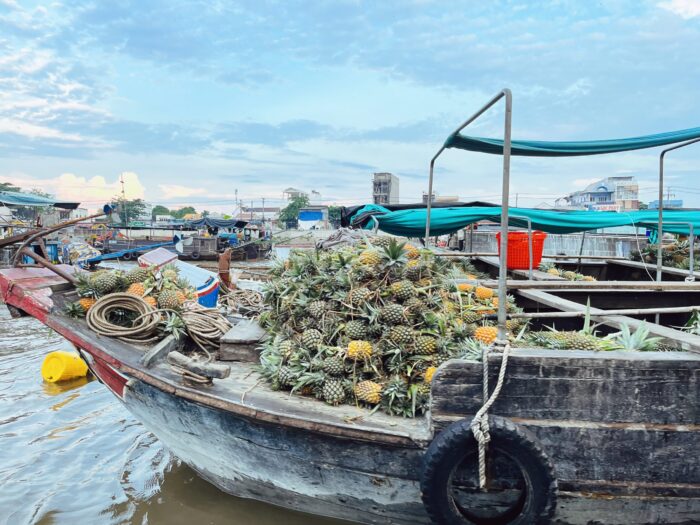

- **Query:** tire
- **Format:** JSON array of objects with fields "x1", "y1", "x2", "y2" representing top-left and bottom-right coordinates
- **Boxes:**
[
  {"x1": 122, "y1": 252, "x2": 133, "y2": 261},
  {"x1": 190, "y1": 251, "x2": 201, "y2": 260},
  {"x1": 421, "y1": 416, "x2": 557, "y2": 525}
]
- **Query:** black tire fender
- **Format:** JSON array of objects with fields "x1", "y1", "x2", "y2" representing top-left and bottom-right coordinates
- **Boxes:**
[
  {"x1": 122, "y1": 252, "x2": 133, "y2": 261},
  {"x1": 190, "y1": 251, "x2": 201, "y2": 260},
  {"x1": 421, "y1": 416, "x2": 557, "y2": 525}
]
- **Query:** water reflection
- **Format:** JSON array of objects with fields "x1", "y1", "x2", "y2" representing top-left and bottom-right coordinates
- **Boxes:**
[{"x1": 0, "y1": 308, "x2": 342, "y2": 525}]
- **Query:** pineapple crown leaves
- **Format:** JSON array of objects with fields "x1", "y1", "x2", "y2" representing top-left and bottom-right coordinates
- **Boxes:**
[
  {"x1": 380, "y1": 239, "x2": 408, "y2": 266},
  {"x1": 604, "y1": 322, "x2": 663, "y2": 351}
]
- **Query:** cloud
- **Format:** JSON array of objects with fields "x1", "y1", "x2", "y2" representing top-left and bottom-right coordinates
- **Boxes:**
[
  {"x1": 658, "y1": 0, "x2": 700, "y2": 19},
  {"x1": 158, "y1": 184, "x2": 207, "y2": 199}
]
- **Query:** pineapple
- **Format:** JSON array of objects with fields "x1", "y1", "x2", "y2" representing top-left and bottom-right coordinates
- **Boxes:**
[
  {"x1": 301, "y1": 329, "x2": 323, "y2": 350},
  {"x1": 404, "y1": 260, "x2": 423, "y2": 281},
  {"x1": 78, "y1": 297, "x2": 96, "y2": 312},
  {"x1": 345, "y1": 320, "x2": 368, "y2": 339},
  {"x1": 162, "y1": 267, "x2": 179, "y2": 281},
  {"x1": 143, "y1": 296, "x2": 157, "y2": 308},
  {"x1": 358, "y1": 249, "x2": 381, "y2": 266},
  {"x1": 125, "y1": 267, "x2": 150, "y2": 284},
  {"x1": 354, "y1": 380, "x2": 382, "y2": 404},
  {"x1": 91, "y1": 271, "x2": 120, "y2": 295},
  {"x1": 475, "y1": 286, "x2": 494, "y2": 300},
  {"x1": 390, "y1": 280, "x2": 416, "y2": 301},
  {"x1": 403, "y1": 244, "x2": 420, "y2": 259},
  {"x1": 379, "y1": 304, "x2": 405, "y2": 325},
  {"x1": 462, "y1": 310, "x2": 482, "y2": 324},
  {"x1": 322, "y1": 355, "x2": 345, "y2": 376},
  {"x1": 424, "y1": 366, "x2": 438, "y2": 383},
  {"x1": 547, "y1": 268, "x2": 561, "y2": 276},
  {"x1": 126, "y1": 282, "x2": 146, "y2": 297},
  {"x1": 278, "y1": 366, "x2": 297, "y2": 388},
  {"x1": 75, "y1": 272, "x2": 99, "y2": 299},
  {"x1": 562, "y1": 271, "x2": 578, "y2": 281},
  {"x1": 474, "y1": 326, "x2": 498, "y2": 345},
  {"x1": 347, "y1": 340, "x2": 373, "y2": 360},
  {"x1": 416, "y1": 336, "x2": 437, "y2": 354},
  {"x1": 416, "y1": 277, "x2": 432, "y2": 288},
  {"x1": 348, "y1": 287, "x2": 372, "y2": 306},
  {"x1": 582, "y1": 275, "x2": 597, "y2": 282},
  {"x1": 158, "y1": 289, "x2": 181, "y2": 309},
  {"x1": 457, "y1": 282, "x2": 474, "y2": 293},
  {"x1": 65, "y1": 301, "x2": 87, "y2": 318},
  {"x1": 308, "y1": 300, "x2": 327, "y2": 319},
  {"x1": 370, "y1": 236, "x2": 392, "y2": 248},
  {"x1": 322, "y1": 379, "x2": 346, "y2": 405},
  {"x1": 389, "y1": 325, "x2": 414, "y2": 345}
]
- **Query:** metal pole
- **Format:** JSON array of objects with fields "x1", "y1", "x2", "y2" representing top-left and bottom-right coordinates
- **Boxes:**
[
  {"x1": 656, "y1": 137, "x2": 700, "y2": 282},
  {"x1": 497, "y1": 89, "x2": 513, "y2": 342},
  {"x1": 425, "y1": 90, "x2": 509, "y2": 244},
  {"x1": 577, "y1": 231, "x2": 586, "y2": 272},
  {"x1": 19, "y1": 247, "x2": 78, "y2": 285},
  {"x1": 689, "y1": 224, "x2": 695, "y2": 281}
]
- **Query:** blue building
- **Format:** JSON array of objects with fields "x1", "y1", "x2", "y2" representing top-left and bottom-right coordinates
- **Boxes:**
[{"x1": 648, "y1": 199, "x2": 683, "y2": 209}]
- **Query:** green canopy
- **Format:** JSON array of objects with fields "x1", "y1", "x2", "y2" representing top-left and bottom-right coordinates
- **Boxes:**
[
  {"x1": 444, "y1": 127, "x2": 700, "y2": 157},
  {"x1": 351, "y1": 205, "x2": 700, "y2": 236}
]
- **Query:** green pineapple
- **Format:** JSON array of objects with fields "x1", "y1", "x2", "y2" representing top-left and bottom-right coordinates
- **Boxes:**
[
  {"x1": 278, "y1": 366, "x2": 297, "y2": 388},
  {"x1": 370, "y1": 236, "x2": 392, "y2": 248},
  {"x1": 308, "y1": 300, "x2": 327, "y2": 319},
  {"x1": 157, "y1": 289, "x2": 181, "y2": 309},
  {"x1": 348, "y1": 287, "x2": 372, "y2": 306},
  {"x1": 389, "y1": 325, "x2": 414, "y2": 345},
  {"x1": 91, "y1": 271, "x2": 120, "y2": 295},
  {"x1": 125, "y1": 267, "x2": 150, "y2": 285},
  {"x1": 64, "y1": 301, "x2": 87, "y2": 318},
  {"x1": 462, "y1": 310, "x2": 482, "y2": 324},
  {"x1": 322, "y1": 379, "x2": 346, "y2": 405},
  {"x1": 379, "y1": 304, "x2": 405, "y2": 325},
  {"x1": 301, "y1": 329, "x2": 323, "y2": 350},
  {"x1": 322, "y1": 355, "x2": 345, "y2": 376},
  {"x1": 75, "y1": 272, "x2": 99, "y2": 299},
  {"x1": 416, "y1": 335, "x2": 437, "y2": 354},
  {"x1": 345, "y1": 320, "x2": 368, "y2": 340},
  {"x1": 390, "y1": 280, "x2": 416, "y2": 301}
]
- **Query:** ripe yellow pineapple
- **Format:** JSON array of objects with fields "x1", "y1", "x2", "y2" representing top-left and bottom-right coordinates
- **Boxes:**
[
  {"x1": 491, "y1": 297, "x2": 499, "y2": 307},
  {"x1": 358, "y1": 249, "x2": 381, "y2": 266},
  {"x1": 347, "y1": 340, "x2": 373, "y2": 360},
  {"x1": 176, "y1": 291, "x2": 186, "y2": 305},
  {"x1": 126, "y1": 282, "x2": 146, "y2": 297},
  {"x1": 424, "y1": 366, "x2": 438, "y2": 383},
  {"x1": 78, "y1": 297, "x2": 96, "y2": 312},
  {"x1": 403, "y1": 244, "x2": 420, "y2": 259},
  {"x1": 547, "y1": 268, "x2": 561, "y2": 276},
  {"x1": 475, "y1": 286, "x2": 494, "y2": 300},
  {"x1": 354, "y1": 380, "x2": 382, "y2": 404},
  {"x1": 457, "y1": 282, "x2": 474, "y2": 292},
  {"x1": 474, "y1": 326, "x2": 498, "y2": 344},
  {"x1": 143, "y1": 296, "x2": 157, "y2": 308}
]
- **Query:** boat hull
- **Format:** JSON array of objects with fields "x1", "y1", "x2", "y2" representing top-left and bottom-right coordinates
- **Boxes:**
[{"x1": 122, "y1": 377, "x2": 428, "y2": 524}]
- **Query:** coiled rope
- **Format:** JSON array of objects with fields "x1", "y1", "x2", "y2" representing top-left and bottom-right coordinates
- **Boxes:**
[
  {"x1": 470, "y1": 339, "x2": 511, "y2": 490},
  {"x1": 180, "y1": 304, "x2": 232, "y2": 356},
  {"x1": 86, "y1": 293, "x2": 162, "y2": 344},
  {"x1": 220, "y1": 288, "x2": 264, "y2": 316}
]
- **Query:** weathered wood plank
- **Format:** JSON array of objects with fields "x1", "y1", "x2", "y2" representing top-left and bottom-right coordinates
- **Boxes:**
[
  {"x1": 167, "y1": 351, "x2": 231, "y2": 379},
  {"x1": 140, "y1": 334, "x2": 180, "y2": 367}
]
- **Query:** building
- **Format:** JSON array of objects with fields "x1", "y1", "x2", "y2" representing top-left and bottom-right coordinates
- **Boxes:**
[
  {"x1": 648, "y1": 199, "x2": 684, "y2": 209},
  {"x1": 298, "y1": 205, "x2": 329, "y2": 230},
  {"x1": 556, "y1": 176, "x2": 639, "y2": 211},
  {"x1": 422, "y1": 192, "x2": 459, "y2": 204},
  {"x1": 70, "y1": 208, "x2": 89, "y2": 220},
  {"x1": 372, "y1": 173, "x2": 400, "y2": 205},
  {"x1": 283, "y1": 187, "x2": 309, "y2": 201}
]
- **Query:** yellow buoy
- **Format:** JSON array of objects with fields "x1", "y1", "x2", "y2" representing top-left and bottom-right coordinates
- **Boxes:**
[{"x1": 41, "y1": 351, "x2": 88, "y2": 383}]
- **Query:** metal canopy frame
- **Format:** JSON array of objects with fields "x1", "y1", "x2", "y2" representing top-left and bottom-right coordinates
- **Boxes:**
[
  {"x1": 657, "y1": 137, "x2": 700, "y2": 282},
  {"x1": 426, "y1": 89, "x2": 512, "y2": 341}
]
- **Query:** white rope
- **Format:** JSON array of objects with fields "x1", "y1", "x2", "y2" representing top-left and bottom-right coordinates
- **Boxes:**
[{"x1": 470, "y1": 339, "x2": 511, "y2": 490}]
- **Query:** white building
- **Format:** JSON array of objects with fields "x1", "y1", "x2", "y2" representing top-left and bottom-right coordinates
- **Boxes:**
[
  {"x1": 373, "y1": 173, "x2": 400, "y2": 205},
  {"x1": 556, "y1": 176, "x2": 639, "y2": 211}
]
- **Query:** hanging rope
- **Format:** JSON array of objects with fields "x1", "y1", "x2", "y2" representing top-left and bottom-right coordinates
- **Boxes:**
[{"x1": 470, "y1": 339, "x2": 512, "y2": 490}]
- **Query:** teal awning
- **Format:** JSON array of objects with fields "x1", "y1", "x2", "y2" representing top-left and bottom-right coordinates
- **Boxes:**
[
  {"x1": 444, "y1": 127, "x2": 700, "y2": 157},
  {"x1": 351, "y1": 205, "x2": 700, "y2": 236},
  {"x1": 0, "y1": 191, "x2": 79, "y2": 209}
]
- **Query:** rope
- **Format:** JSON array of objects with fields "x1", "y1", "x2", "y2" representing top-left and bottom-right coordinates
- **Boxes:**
[
  {"x1": 220, "y1": 288, "x2": 264, "y2": 316},
  {"x1": 470, "y1": 339, "x2": 511, "y2": 490},
  {"x1": 86, "y1": 293, "x2": 161, "y2": 344},
  {"x1": 180, "y1": 304, "x2": 232, "y2": 358}
]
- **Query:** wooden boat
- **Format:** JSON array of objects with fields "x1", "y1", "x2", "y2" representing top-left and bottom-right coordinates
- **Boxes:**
[{"x1": 2, "y1": 264, "x2": 699, "y2": 525}]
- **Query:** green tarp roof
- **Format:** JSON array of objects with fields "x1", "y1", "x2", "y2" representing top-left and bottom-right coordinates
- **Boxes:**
[
  {"x1": 350, "y1": 205, "x2": 700, "y2": 236},
  {"x1": 0, "y1": 191, "x2": 79, "y2": 209},
  {"x1": 444, "y1": 127, "x2": 700, "y2": 157}
]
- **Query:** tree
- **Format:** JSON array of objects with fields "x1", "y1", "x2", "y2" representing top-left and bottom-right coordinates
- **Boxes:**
[
  {"x1": 113, "y1": 198, "x2": 148, "y2": 225},
  {"x1": 278, "y1": 195, "x2": 310, "y2": 226},
  {"x1": 29, "y1": 188, "x2": 53, "y2": 198},
  {"x1": 328, "y1": 205, "x2": 342, "y2": 227},
  {"x1": 201, "y1": 210, "x2": 210, "y2": 218},
  {"x1": 0, "y1": 182, "x2": 21, "y2": 193},
  {"x1": 151, "y1": 205, "x2": 171, "y2": 218},
  {"x1": 172, "y1": 206, "x2": 196, "y2": 219}
]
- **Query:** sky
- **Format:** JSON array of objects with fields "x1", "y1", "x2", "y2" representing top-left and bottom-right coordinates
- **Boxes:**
[{"x1": 1, "y1": 0, "x2": 700, "y2": 213}]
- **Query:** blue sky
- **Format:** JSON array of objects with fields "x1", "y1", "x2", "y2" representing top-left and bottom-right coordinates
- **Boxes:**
[{"x1": 2, "y1": 0, "x2": 700, "y2": 212}]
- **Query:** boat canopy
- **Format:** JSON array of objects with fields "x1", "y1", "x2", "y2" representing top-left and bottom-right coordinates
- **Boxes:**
[
  {"x1": 185, "y1": 217, "x2": 248, "y2": 229},
  {"x1": 0, "y1": 190, "x2": 80, "y2": 210},
  {"x1": 348, "y1": 205, "x2": 700, "y2": 236},
  {"x1": 444, "y1": 127, "x2": 700, "y2": 157}
]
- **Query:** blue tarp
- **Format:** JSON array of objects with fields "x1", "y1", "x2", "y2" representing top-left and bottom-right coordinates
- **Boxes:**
[
  {"x1": 0, "y1": 190, "x2": 79, "y2": 209},
  {"x1": 299, "y1": 210, "x2": 324, "y2": 221},
  {"x1": 444, "y1": 127, "x2": 700, "y2": 157},
  {"x1": 350, "y1": 205, "x2": 700, "y2": 236}
]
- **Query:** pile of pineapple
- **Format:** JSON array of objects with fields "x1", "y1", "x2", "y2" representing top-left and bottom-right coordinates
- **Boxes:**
[
  {"x1": 66, "y1": 264, "x2": 197, "y2": 318},
  {"x1": 538, "y1": 262, "x2": 597, "y2": 281},
  {"x1": 258, "y1": 238, "x2": 526, "y2": 417},
  {"x1": 630, "y1": 239, "x2": 697, "y2": 270}
]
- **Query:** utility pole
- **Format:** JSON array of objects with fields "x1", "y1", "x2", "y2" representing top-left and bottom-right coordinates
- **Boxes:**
[
  {"x1": 262, "y1": 197, "x2": 265, "y2": 224},
  {"x1": 515, "y1": 193, "x2": 519, "y2": 207},
  {"x1": 251, "y1": 200, "x2": 253, "y2": 221},
  {"x1": 120, "y1": 173, "x2": 129, "y2": 239}
]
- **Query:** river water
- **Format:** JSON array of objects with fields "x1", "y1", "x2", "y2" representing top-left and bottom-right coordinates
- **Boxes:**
[{"x1": 0, "y1": 306, "x2": 341, "y2": 525}]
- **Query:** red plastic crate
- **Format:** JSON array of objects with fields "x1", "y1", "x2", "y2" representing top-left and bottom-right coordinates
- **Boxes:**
[{"x1": 496, "y1": 231, "x2": 547, "y2": 270}]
